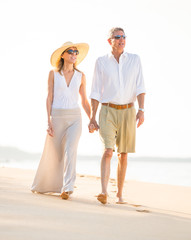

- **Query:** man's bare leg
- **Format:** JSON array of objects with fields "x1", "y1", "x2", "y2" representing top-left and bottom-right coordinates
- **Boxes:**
[
  {"x1": 97, "y1": 148, "x2": 113, "y2": 204},
  {"x1": 101, "y1": 148, "x2": 113, "y2": 193},
  {"x1": 116, "y1": 152, "x2": 127, "y2": 203}
]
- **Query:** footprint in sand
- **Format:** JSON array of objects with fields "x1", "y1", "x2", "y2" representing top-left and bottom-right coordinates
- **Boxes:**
[
  {"x1": 136, "y1": 209, "x2": 150, "y2": 213},
  {"x1": 130, "y1": 204, "x2": 142, "y2": 207}
]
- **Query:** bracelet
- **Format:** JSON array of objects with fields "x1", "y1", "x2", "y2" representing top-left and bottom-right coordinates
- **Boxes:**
[{"x1": 138, "y1": 108, "x2": 145, "y2": 112}]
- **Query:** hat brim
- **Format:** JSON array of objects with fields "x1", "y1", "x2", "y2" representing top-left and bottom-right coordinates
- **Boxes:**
[{"x1": 50, "y1": 43, "x2": 89, "y2": 67}]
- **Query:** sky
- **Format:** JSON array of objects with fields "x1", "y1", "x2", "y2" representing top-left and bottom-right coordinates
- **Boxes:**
[{"x1": 0, "y1": 0, "x2": 191, "y2": 158}]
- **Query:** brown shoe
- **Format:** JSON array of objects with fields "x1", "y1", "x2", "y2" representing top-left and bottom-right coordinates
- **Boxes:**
[
  {"x1": 97, "y1": 193, "x2": 107, "y2": 204},
  {"x1": 61, "y1": 192, "x2": 69, "y2": 200}
]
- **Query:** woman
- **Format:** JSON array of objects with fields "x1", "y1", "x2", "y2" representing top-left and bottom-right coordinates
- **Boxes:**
[{"x1": 31, "y1": 42, "x2": 91, "y2": 200}]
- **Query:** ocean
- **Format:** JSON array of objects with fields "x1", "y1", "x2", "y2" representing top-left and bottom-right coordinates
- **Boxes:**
[{"x1": 0, "y1": 146, "x2": 191, "y2": 187}]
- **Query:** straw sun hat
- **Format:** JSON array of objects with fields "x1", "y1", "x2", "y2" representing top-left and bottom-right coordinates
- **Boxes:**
[{"x1": 50, "y1": 41, "x2": 89, "y2": 67}]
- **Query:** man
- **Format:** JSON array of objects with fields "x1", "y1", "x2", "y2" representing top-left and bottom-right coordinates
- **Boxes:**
[{"x1": 89, "y1": 27, "x2": 146, "y2": 204}]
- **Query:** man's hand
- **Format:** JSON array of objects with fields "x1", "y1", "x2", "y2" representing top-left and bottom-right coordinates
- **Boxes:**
[
  {"x1": 136, "y1": 110, "x2": 144, "y2": 128},
  {"x1": 88, "y1": 118, "x2": 99, "y2": 133}
]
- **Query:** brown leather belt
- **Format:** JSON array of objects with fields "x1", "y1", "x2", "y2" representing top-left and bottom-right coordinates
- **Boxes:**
[{"x1": 102, "y1": 102, "x2": 134, "y2": 110}]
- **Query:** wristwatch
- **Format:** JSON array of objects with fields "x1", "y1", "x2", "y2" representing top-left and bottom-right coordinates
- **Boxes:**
[{"x1": 138, "y1": 108, "x2": 145, "y2": 112}]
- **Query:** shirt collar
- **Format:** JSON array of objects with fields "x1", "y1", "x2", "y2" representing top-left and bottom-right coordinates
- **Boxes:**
[{"x1": 108, "y1": 51, "x2": 128, "y2": 60}]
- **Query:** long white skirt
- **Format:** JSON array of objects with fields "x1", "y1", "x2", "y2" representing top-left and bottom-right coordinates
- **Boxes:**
[{"x1": 31, "y1": 108, "x2": 82, "y2": 194}]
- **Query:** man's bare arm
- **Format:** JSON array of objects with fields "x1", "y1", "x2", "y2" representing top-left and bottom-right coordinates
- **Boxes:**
[{"x1": 88, "y1": 99, "x2": 100, "y2": 132}]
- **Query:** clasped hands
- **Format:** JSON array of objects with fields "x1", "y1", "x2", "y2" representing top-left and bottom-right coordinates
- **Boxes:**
[{"x1": 88, "y1": 119, "x2": 99, "y2": 133}]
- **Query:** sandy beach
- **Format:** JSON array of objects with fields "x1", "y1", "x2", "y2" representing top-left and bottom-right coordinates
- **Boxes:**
[{"x1": 0, "y1": 167, "x2": 191, "y2": 240}]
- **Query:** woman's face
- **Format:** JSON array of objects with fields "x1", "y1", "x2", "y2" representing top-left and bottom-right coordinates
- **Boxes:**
[{"x1": 61, "y1": 47, "x2": 79, "y2": 65}]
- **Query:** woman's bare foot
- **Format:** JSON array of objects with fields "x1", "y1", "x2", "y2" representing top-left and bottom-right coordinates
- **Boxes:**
[
  {"x1": 61, "y1": 192, "x2": 69, "y2": 200},
  {"x1": 61, "y1": 191, "x2": 73, "y2": 200}
]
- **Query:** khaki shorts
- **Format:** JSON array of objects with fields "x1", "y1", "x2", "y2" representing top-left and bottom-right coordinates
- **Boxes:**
[{"x1": 99, "y1": 105, "x2": 136, "y2": 153}]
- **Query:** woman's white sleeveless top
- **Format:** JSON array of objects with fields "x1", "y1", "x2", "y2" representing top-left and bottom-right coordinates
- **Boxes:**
[{"x1": 52, "y1": 70, "x2": 82, "y2": 109}]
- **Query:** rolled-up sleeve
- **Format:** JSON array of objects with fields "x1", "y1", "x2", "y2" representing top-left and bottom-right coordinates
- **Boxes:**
[
  {"x1": 89, "y1": 58, "x2": 102, "y2": 101},
  {"x1": 136, "y1": 55, "x2": 146, "y2": 96}
]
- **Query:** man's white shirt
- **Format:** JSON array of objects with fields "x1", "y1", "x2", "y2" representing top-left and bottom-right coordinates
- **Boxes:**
[{"x1": 90, "y1": 52, "x2": 146, "y2": 104}]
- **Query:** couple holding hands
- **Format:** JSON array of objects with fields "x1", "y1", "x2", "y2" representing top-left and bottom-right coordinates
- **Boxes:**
[{"x1": 31, "y1": 27, "x2": 146, "y2": 204}]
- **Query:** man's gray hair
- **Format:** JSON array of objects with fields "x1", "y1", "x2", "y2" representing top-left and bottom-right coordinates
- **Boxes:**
[{"x1": 108, "y1": 27, "x2": 125, "y2": 39}]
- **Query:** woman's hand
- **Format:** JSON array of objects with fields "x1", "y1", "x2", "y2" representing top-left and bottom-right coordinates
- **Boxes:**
[
  {"x1": 88, "y1": 119, "x2": 99, "y2": 133},
  {"x1": 88, "y1": 123, "x2": 95, "y2": 133},
  {"x1": 47, "y1": 121, "x2": 54, "y2": 137}
]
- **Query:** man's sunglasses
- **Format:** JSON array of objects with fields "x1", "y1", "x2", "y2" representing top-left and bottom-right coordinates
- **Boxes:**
[
  {"x1": 113, "y1": 35, "x2": 126, "y2": 40},
  {"x1": 66, "y1": 49, "x2": 79, "y2": 55}
]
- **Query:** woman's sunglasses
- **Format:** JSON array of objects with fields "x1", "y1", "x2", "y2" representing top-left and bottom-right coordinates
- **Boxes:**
[
  {"x1": 66, "y1": 49, "x2": 79, "y2": 55},
  {"x1": 113, "y1": 35, "x2": 126, "y2": 40}
]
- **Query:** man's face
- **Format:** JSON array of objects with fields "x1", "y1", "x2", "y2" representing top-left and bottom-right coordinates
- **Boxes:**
[{"x1": 108, "y1": 30, "x2": 126, "y2": 52}]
